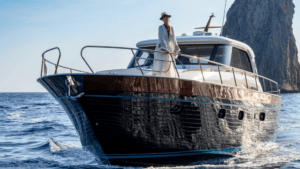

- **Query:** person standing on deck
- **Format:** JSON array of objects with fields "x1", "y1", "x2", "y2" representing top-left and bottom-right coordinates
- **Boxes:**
[{"x1": 153, "y1": 12, "x2": 182, "y2": 77}]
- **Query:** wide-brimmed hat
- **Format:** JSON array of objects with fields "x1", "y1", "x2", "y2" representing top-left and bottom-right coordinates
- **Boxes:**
[{"x1": 160, "y1": 12, "x2": 171, "y2": 20}]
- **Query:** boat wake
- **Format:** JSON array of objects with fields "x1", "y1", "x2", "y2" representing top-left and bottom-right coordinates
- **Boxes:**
[
  {"x1": 145, "y1": 142, "x2": 300, "y2": 168},
  {"x1": 0, "y1": 138, "x2": 116, "y2": 169}
]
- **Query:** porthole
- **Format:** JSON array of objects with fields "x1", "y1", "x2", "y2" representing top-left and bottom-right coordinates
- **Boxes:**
[
  {"x1": 259, "y1": 113, "x2": 265, "y2": 121},
  {"x1": 218, "y1": 109, "x2": 226, "y2": 118},
  {"x1": 170, "y1": 105, "x2": 183, "y2": 114},
  {"x1": 238, "y1": 111, "x2": 244, "y2": 120}
]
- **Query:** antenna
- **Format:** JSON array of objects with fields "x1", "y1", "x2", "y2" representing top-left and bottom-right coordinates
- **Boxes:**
[
  {"x1": 220, "y1": 0, "x2": 228, "y2": 36},
  {"x1": 195, "y1": 13, "x2": 224, "y2": 32}
]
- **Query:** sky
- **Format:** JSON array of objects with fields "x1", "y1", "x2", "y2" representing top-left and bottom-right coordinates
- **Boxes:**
[{"x1": 1, "y1": 0, "x2": 300, "y2": 92}]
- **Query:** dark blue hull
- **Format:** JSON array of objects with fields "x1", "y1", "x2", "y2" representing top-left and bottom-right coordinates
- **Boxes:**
[{"x1": 37, "y1": 74, "x2": 281, "y2": 167}]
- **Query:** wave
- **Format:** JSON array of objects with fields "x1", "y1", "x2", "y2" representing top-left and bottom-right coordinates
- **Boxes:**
[
  {"x1": 47, "y1": 105, "x2": 62, "y2": 108},
  {"x1": 27, "y1": 141, "x2": 50, "y2": 152},
  {"x1": 49, "y1": 137, "x2": 78, "y2": 153},
  {"x1": 0, "y1": 138, "x2": 106, "y2": 168},
  {"x1": 0, "y1": 105, "x2": 10, "y2": 109},
  {"x1": 6, "y1": 112, "x2": 24, "y2": 120},
  {"x1": 47, "y1": 138, "x2": 108, "y2": 167},
  {"x1": 19, "y1": 106, "x2": 30, "y2": 109},
  {"x1": 30, "y1": 117, "x2": 52, "y2": 123},
  {"x1": 147, "y1": 142, "x2": 300, "y2": 169},
  {"x1": 21, "y1": 119, "x2": 53, "y2": 126},
  {"x1": 0, "y1": 158, "x2": 62, "y2": 168},
  {"x1": 0, "y1": 158, "x2": 116, "y2": 169},
  {"x1": 31, "y1": 103, "x2": 51, "y2": 106},
  {"x1": 7, "y1": 121, "x2": 67, "y2": 137},
  {"x1": 16, "y1": 104, "x2": 61, "y2": 110}
]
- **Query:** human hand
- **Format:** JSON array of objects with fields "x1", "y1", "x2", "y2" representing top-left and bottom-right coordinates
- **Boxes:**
[
  {"x1": 164, "y1": 50, "x2": 170, "y2": 54},
  {"x1": 178, "y1": 51, "x2": 182, "y2": 55}
]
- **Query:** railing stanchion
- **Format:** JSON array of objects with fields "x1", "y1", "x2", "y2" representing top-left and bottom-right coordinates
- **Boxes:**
[
  {"x1": 41, "y1": 59, "x2": 44, "y2": 77},
  {"x1": 218, "y1": 65, "x2": 223, "y2": 84},
  {"x1": 232, "y1": 68, "x2": 237, "y2": 86},
  {"x1": 199, "y1": 59, "x2": 205, "y2": 81},
  {"x1": 54, "y1": 50, "x2": 61, "y2": 74},
  {"x1": 270, "y1": 81, "x2": 273, "y2": 94},
  {"x1": 131, "y1": 49, "x2": 144, "y2": 75},
  {"x1": 41, "y1": 47, "x2": 61, "y2": 75},
  {"x1": 244, "y1": 71, "x2": 248, "y2": 89},
  {"x1": 70, "y1": 69, "x2": 72, "y2": 73},
  {"x1": 255, "y1": 75, "x2": 258, "y2": 91},
  {"x1": 170, "y1": 53, "x2": 180, "y2": 78},
  {"x1": 277, "y1": 84, "x2": 279, "y2": 95},
  {"x1": 80, "y1": 46, "x2": 95, "y2": 73}
]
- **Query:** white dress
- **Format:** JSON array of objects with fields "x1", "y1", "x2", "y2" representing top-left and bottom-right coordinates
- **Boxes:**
[{"x1": 152, "y1": 24, "x2": 181, "y2": 77}]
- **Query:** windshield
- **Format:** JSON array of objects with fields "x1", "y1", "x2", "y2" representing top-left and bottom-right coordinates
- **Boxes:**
[{"x1": 127, "y1": 44, "x2": 231, "y2": 68}]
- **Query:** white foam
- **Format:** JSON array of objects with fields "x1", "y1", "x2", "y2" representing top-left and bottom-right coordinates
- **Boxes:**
[
  {"x1": 146, "y1": 142, "x2": 300, "y2": 169},
  {"x1": 47, "y1": 138, "x2": 103, "y2": 166},
  {"x1": 7, "y1": 113, "x2": 24, "y2": 119},
  {"x1": 49, "y1": 138, "x2": 77, "y2": 153},
  {"x1": 30, "y1": 117, "x2": 51, "y2": 122}
]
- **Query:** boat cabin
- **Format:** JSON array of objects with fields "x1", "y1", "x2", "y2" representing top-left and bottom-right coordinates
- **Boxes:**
[{"x1": 128, "y1": 35, "x2": 257, "y2": 74}]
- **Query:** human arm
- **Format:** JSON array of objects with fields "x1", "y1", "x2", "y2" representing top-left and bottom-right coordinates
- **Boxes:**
[
  {"x1": 157, "y1": 26, "x2": 169, "y2": 54},
  {"x1": 171, "y1": 27, "x2": 181, "y2": 54}
]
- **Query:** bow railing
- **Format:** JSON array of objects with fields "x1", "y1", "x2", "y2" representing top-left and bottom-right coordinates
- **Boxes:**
[
  {"x1": 41, "y1": 47, "x2": 88, "y2": 77},
  {"x1": 40, "y1": 46, "x2": 280, "y2": 95}
]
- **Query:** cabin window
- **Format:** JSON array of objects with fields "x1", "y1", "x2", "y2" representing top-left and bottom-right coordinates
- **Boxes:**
[
  {"x1": 127, "y1": 47, "x2": 155, "y2": 68},
  {"x1": 231, "y1": 48, "x2": 241, "y2": 68},
  {"x1": 177, "y1": 45, "x2": 214, "y2": 64},
  {"x1": 127, "y1": 44, "x2": 232, "y2": 68},
  {"x1": 239, "y1": 50, "x2": 252, "y2": 72},
  {"x1": 230, "y1": 47, "x2": 252, "y2": 72},
  {"x1": 177, "y1": 44, "x2": 231, "y2": 65}
]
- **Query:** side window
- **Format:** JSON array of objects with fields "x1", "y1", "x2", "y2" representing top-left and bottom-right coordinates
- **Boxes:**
[
  {"x1": 230, "y1": 47, "x2": 253, "y2": 72},
  {"x1": 230, "y1": 48, "x2": 241, "y2": 68},
  {"x1": 239, "y1": 50, "x2": 252, "y2": 72}
]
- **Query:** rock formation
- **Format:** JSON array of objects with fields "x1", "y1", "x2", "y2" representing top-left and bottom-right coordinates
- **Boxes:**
[{"x1": 223, "y1": 0, "x2": 299, "y2": 92}]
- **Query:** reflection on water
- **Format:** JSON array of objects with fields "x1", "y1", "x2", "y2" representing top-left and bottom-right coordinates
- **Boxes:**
[{"x1": 0, "y1": 93, "x2": 299, "y2": 168}]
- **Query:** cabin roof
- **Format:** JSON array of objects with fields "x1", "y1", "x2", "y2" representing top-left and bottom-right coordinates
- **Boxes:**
[{"x1": 137, "y1": 36, "x2": 251, "y2": 54}]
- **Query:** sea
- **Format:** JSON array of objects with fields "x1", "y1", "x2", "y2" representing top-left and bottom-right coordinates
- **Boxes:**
[{"x1": 0, "y1": 92, "x2": 299, "y2": 169}]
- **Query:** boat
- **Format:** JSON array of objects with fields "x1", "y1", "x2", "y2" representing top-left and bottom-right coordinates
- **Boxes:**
[{"x1": 37, "y1": 16, "x2": 281, "y2": 167}]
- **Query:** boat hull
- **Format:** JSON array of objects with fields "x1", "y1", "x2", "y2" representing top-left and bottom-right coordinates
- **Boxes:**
[{"x1": 37, "y1": 74, "x2": 281, "y2": 167}]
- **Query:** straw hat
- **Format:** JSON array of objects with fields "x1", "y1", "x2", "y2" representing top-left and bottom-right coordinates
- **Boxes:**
[{"x1": 160, "y1": 12, "x2": 171, "y2": 20}]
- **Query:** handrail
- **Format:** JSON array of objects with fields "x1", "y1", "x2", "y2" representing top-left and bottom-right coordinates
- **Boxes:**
[
  {"x1": 179, "y1": 53, "x2": 278, "y2": 85},
  {"x1": 41, "y1": 45, "x2": 280, "y2": 95},
  {"x1": 80, "y1": 45, "x2": 180, "y2": 77},
  {"x1": 80, "y1": 45, "x2": 278, "y2": 85},
  {"x1": 44, "y1": 58, "x2": 88, "y2": 73},
  {"x1": 134, "y1": 57, "x2": 173, "y2": 73},
  {"x1": 41, "y1": 47, "x2": 61, "y2": 77},
  {"x1": 41, "y1": 47, "x2": 88, "y2": 77}
]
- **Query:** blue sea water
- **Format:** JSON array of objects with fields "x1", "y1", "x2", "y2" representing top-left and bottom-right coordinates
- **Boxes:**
[{"x1": 0, "y1": 92, "x2": 300, "y2": 169}]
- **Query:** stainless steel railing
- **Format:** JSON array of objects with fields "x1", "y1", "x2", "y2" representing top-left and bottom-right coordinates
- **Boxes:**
[
  {"x1": 40, "y1": 46, "x2": 280, "y2": 95},
  {"x1": 41, "y1": 47, "x2": 88, "y2": 77},
  {"x1": 80, "y1": 46, "x2": 179, "y2": 77}
]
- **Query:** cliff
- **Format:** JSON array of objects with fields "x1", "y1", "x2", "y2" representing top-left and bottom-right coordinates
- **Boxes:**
[{"x1": 223, "y1": 0, "x2": 300, "y2": 92}]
